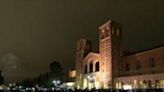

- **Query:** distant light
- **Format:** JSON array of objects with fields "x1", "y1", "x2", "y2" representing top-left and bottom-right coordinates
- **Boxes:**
[
  {"x1": 66, "y1": 82, "x2": 74, "y2": 86},
  {"x1": 35, "y1": 85, "x2": 39, "y2": 88},
  {"x1": 53, "y1": 80, "x2": 57, "y2": 84},
  {"x1": 123, "y1": 84, "x2": 132, "y2": 90},
  {"x1": 7, "y1": 87, "x2": 10, "y2": 90},
  {"x1": 0, "y1": 86, "x2": 3, "y2": 90},
  {"x1": 43, "y1": 88, "x2": 48, "y2": 91},
  {"x1": 87, "y1": 76, "x2": 91, "y2": 79},
  {"x1": 19, "y1": 86, "x2": 22, "y2": 89},
  {"x1": 9, "y1": 83, "x2": 12, "y2": 87},
  {"x1": 53, "y1": 80, "x2": 61, "y2": 85},
  {"x1": 26, "y1": 88, "x2": 30, "y2": 91},
  {"x1": 52, "y1": 87, "x2": 55, "y2": 91},
  {"x1": 13, "y1": 83, "x2": 16, "y2": 86},
  {"x1": 57, "y1": 80, "x2": 60, "y2": 84},
  {"x1": 32, "y1": 87, "x2": 35, "y2": 91},
  {"x1": 13, "y1": 88, "x2": 16, "y2": 90}
]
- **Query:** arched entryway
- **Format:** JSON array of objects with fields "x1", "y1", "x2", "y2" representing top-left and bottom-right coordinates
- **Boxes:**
[{"x1": 83, "y1": 78, "x2": 88, "y2": 89}]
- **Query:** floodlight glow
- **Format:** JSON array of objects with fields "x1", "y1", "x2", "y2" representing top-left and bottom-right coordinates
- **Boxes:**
[
  {"x1": 66, "y1": 82, "x2": 74, "y2": 86},
  {"x1": 123, "y1": 84, "x2": 132, "y2": 90},
  {"x1": 87, "y1": 76, "x2": 91, "y2": 80}
]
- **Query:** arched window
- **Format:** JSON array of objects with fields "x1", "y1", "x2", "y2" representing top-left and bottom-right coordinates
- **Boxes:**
[
  {"x1": 89, "y1": 63, "x2": 93, "y2": 73},
  {"x1": 84, "y1": 64, "x2": 88, "y2": 74},
  {"x1": 100, "y1": 28, "x2": 109, "y2": 39},
  {"x1": 95, "y1": 62, "x2": 100, "y2": 72}
]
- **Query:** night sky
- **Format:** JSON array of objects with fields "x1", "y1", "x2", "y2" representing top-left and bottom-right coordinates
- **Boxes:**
[{"x1": 0, "y1": 0, "x2": 164, "y2": 82}]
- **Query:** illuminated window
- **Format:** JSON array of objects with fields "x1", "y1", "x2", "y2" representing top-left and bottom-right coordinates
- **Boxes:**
[
  {"x1": 100, "y1": 29, "x2": 109, "y2": 39},
  {"x1": 84, "y1": 64, "x2": 88, "y2": 74},
  {"x1": 149, "y1": 57, "x2": 155, "y2": 68},
  {"x1": 89, "y1": 63, "x2": 93, "y2": 73},
  {"x1": 69, "y1": 70, "x2": 76, "y2": 78},
  {"x1": 95, "y1": 62, "x2": 100, "y2": 72}
]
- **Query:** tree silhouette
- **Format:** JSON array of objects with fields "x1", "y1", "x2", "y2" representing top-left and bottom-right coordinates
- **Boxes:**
[
  {"x1": 0, "y1": 70, "x2": 4, "y2": 85},
  {"x1": 49, "y1": 61, "x2": 63, "y2": 80}
]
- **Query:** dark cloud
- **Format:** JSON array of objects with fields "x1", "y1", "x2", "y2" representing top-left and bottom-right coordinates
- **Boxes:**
[{"x1": 0, "y1": 0, "x2": 163, "y2": 82}]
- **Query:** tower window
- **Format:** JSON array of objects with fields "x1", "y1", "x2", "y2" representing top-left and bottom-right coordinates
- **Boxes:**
[
  {"x1": 89, "y1": 63, "x2": 93, "y2": 73},
  {"x1": 95, "y1": 62, "x2": 100, "y2": 72},
  {"x1": 100, "y1": 29, "x2": 109, "y2": 39}
]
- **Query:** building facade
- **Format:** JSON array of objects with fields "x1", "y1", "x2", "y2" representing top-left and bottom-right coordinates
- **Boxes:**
[{"x1": 75, "y1": 20, "x2": 164, "y2": 89}]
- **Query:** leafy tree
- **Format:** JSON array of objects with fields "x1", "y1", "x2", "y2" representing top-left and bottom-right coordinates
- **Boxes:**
[
  {"x1": 49, "y1": 61, "x2": 63, "y2": 80},
  {"x1": 22, "y1": 79, "x2": 32, "y2": 87},
  {"x1": 37, "y1": 73, "x2": 51, "y2": 87}
]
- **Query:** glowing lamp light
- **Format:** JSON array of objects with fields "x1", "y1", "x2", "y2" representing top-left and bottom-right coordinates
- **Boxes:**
[
  {"x1": 53, "y1": 80, "x2": 57, "y2": 84},
  {"x1": 19, "y1": 86, "x2": 22, "y2": 89},
  {"x1": 32, "y1": 87, "x2": 35, "y2": 91},
  {"x1": 26, "y1": 88, "x2": 29, "y2": 91},
  {"x1": 53, "y1": 80, "x2": 61, "y2": 86},
  {"x1": 57, "y1": 80, "x2": 60, "y2": 84},
  {"x1": 51, "y1": 87, "x2": 55, "y2": 91}
]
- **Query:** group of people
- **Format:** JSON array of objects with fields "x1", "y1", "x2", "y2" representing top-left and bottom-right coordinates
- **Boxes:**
[
  {"x1": 1, "y1": 88, "x2": 164, "y2": 92},
  {"x1": 51, "y1": 88, "x2": 163, "y2": 92}
]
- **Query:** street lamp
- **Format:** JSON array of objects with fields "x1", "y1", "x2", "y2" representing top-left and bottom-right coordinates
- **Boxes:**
[
  {"x1": 53, "y1": 80, "x2": 57, "y2": 84},
  {"x1": 52, "y1": 80, "x2": 61, "y2": 87}
]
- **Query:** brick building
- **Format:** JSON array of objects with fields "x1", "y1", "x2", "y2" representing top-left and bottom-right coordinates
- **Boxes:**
[{"x1": 75, "y1": 20, "x2": 164, "y2": 89}]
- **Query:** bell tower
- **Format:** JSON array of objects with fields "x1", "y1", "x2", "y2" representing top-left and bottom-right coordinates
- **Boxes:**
[
  {"x1": 99, "y1": 20, "x2": 122, "y2": 88},
  {"x1": 75, "y1": 38, "x2": 92, "y2": 88}
]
